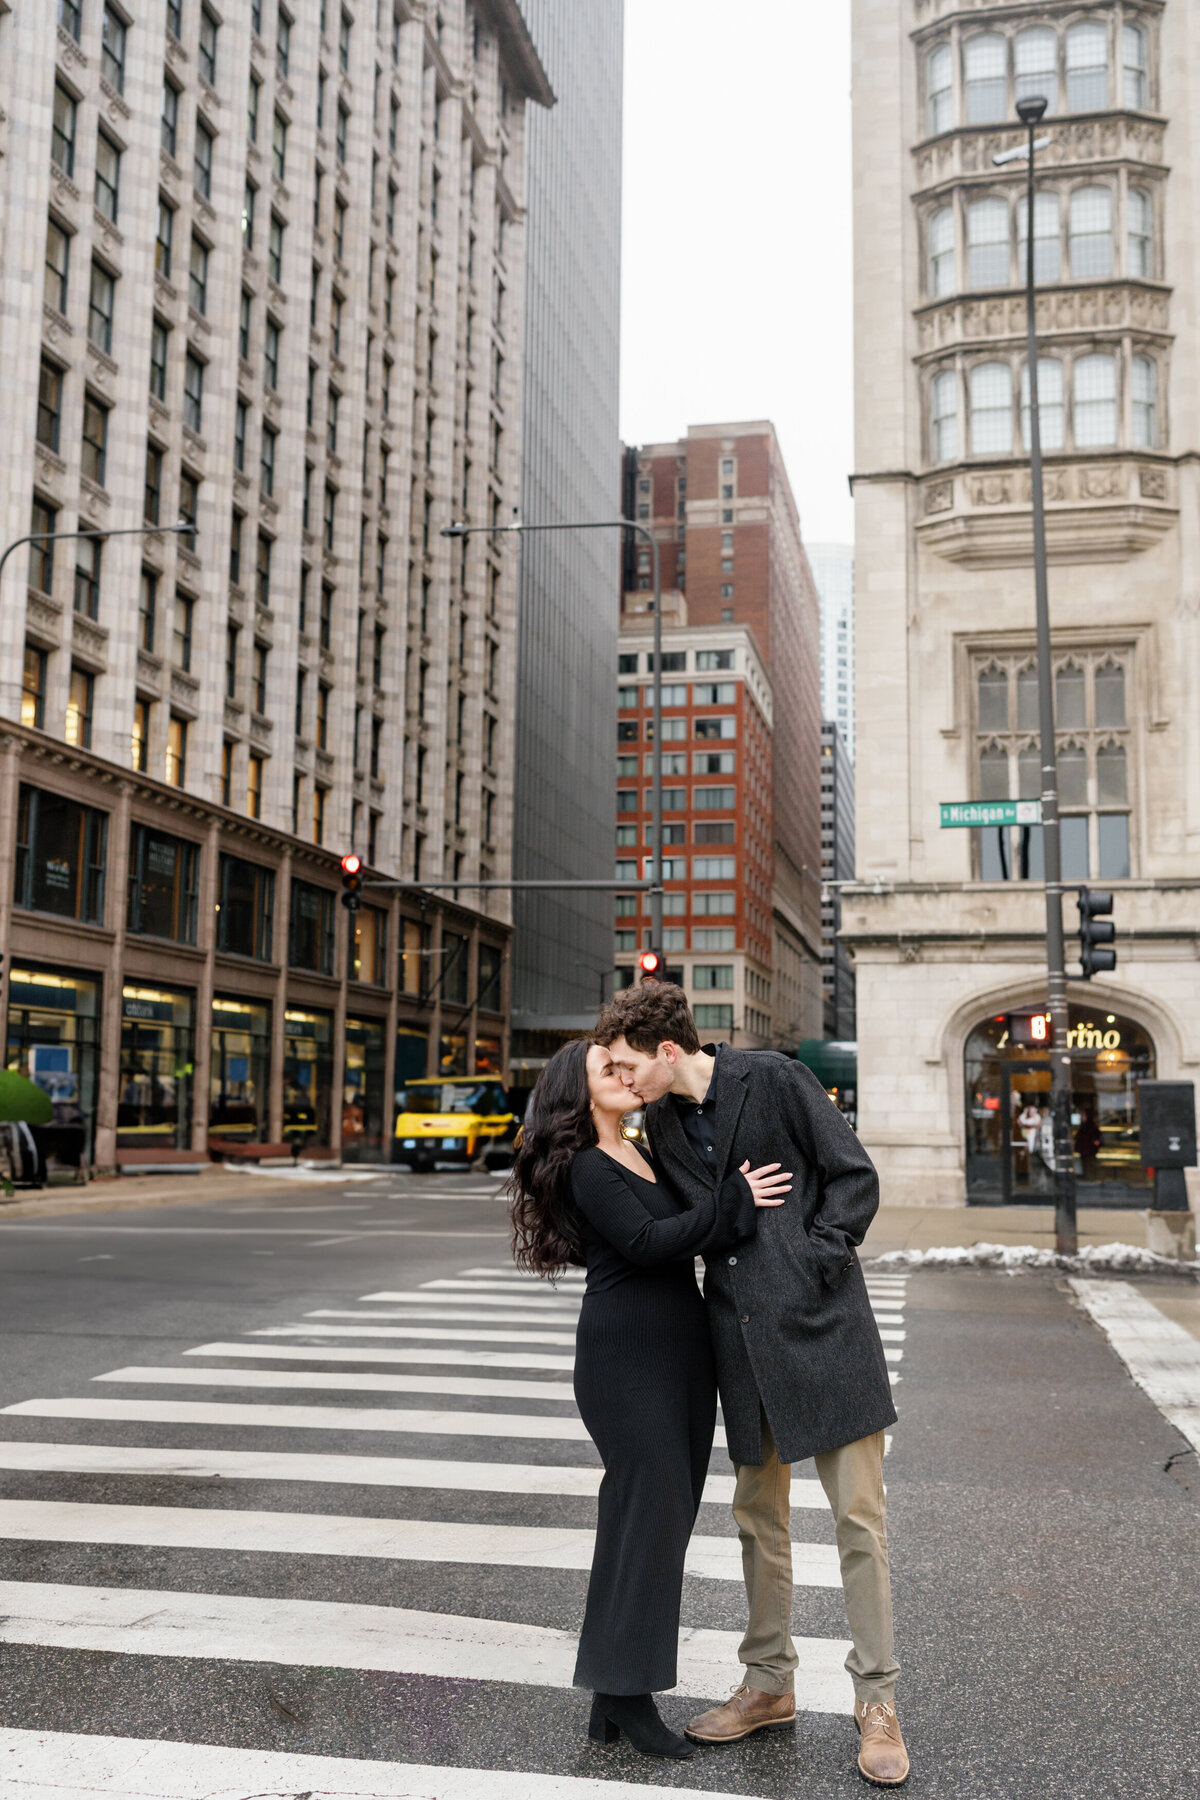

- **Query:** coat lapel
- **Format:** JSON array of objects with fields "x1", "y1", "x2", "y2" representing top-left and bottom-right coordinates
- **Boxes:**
[
  {"x1": 710, "y1": 1050, "x2": 749, "y2": 1180},
  {"x1": 645, "y1": 1093, "x2": 711, "y2": 1189}
]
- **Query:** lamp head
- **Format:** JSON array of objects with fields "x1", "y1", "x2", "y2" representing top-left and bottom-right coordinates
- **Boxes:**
[
  {"x1": 441, "y1": 522, "x2": 467, "y2": 539},
  {"x1": 1016, "y1": 95, "x2": 1049, "y2": 125}
]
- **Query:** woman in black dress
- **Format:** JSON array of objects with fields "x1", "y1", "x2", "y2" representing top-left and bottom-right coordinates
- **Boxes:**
[{"x1": 509, "y1": 1038, "x2": 790, "y2": 1760}]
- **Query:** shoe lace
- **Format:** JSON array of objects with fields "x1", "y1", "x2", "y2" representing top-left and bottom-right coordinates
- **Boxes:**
[{"x1": 860, "y1": 1701, "x2": 897, "y2": 1734}]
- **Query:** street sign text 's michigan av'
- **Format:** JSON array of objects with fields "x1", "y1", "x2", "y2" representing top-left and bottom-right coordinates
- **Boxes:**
[{"x1": 939, "y1": 800, "x2": 1043, "y2": 829}]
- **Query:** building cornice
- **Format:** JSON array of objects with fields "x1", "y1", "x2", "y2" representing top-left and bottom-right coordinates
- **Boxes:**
[{"x1": 478, "y1": 0, "x2": 555, "y2": 109}]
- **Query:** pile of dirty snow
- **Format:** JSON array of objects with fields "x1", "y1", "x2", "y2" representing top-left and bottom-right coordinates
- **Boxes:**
[{"x1": 864, "y1": 1241, "x2": 1200, "y2": 1277}]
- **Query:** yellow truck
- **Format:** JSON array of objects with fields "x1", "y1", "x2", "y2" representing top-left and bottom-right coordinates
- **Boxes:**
[{"x1": 393, "y1": 1078, "x2": 516, "y2": 1172}]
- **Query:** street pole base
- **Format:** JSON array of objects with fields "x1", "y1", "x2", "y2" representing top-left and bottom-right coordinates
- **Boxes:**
[{"x1": 1146, "y1": 1210, "x2": 1197, "y2": 1263}]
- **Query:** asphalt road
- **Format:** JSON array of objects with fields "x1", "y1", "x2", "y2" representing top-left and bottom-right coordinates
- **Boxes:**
[{"x1": 0, "y1": 1173, "x2": 1196, "y2": 1799}]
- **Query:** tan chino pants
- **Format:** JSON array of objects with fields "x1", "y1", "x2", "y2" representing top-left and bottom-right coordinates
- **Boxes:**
[{"x1": 732, "y1": 1410, "x2": 900, "y2": 1705}]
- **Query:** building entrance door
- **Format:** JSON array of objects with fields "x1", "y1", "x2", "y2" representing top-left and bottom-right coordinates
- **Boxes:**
[{"x1": 965, "y1": 1006, "x2": 1155, "y2": 1206}]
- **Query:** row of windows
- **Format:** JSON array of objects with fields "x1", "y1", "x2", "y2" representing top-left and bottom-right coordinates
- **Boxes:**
[
  {"x1": 615, "y1": 712, "x2": 737, "y2": 742},
  {"x1": 616, "y1": 649, "x2": 735, "y2": 675},
  {"x1": 616, "y1": 822, "x2": 736, "y2": 850},
  {"x1": 925, "y1": 21, "x2": 1151, "y2": 135},
  {"x1": 976, "y1": 659, "x2": 1126, "y2": 733},
  {"x1": 613, "y1": 877, "x2": 739, "y2": 915},
  {"x1": 927, "y1": 185, "x2": 1155, "y2": 299},
  {"x1": 617, "y1": 753, "x2": 738, "y2": 779},
  {"x1": 618, "y1": 682, "x2": 738, "y2": 714},
  {"x1": 22, "y1": 642, "x2": 193, "y2": 788},
  {"x1": 929, "y1": 352, "x2": 1159, "y2": 461}
]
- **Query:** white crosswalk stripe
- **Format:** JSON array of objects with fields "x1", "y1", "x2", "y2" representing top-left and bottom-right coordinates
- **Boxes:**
[
  {"x1": 0, "y1": 1728, "x2": 771, "y2": 1800},
  {"x1": 0, "y1": 1581, "x2": 852, "y2": 1709},
  {"x1": 0, "y1": 1497, "x2": 841, "y2": 1584},
  {"x1": 0, "y1": 1255, "x2": 922, "y2": 1785}
]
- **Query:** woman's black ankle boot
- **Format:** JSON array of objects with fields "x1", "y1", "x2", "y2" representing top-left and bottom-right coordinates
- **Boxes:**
[{"x1": 588, "y1": 1692, "x2": 694, "y2": 1759}]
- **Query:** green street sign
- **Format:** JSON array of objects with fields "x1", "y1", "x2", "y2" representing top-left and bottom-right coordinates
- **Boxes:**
[{"x1": 940, "y1": 800, "x2": 1043, "y2": 829}]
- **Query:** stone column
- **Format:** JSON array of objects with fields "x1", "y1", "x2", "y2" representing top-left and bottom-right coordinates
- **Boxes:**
[
  {"x1": 190, "y1": 818, "x2": 220, "y2": 1153},
  {"x1": 427, "y1": 907, "x2": 443, "y2": 1078},
  {"x1": 330, "y1": 891, "x2": 348, "y2": 1158},
  {"x1": 94, "y1": 782, "x2": 133, "y2": 1171},
  {"x1": 381, "y1": 888, "x2": 400, "y2": 1157},
  {"x1": 0, "y1": 736, "x2": 22, "y2": 1035},
  {"x1": 465, "y1": 923, "x2": 480, "y2": 1075}
]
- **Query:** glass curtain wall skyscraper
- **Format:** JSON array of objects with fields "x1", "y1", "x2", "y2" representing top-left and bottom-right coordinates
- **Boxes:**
[{"x1": 509, "y1": 0, "x2": 624, "y2": 1082}]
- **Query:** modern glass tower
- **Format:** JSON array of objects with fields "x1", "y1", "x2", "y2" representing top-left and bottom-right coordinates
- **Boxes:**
[{"x1": 509, "y1": 0, "x2": 624, "y2": 1082}]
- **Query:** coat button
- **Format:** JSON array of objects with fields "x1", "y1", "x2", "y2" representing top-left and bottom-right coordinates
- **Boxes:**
[
  {"x1": 741, "y1": 1314, "x2": 750, "y2": 1323},
  {"x1": 728, "y1": 1256, "x2": 737, "y2": 1266}
]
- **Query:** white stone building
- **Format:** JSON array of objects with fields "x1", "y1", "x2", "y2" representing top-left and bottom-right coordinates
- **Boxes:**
[
  {"x1": 0, "y1": 0, "x2": 552, "y2": 1167},
  {"x1": 809, "y1": 541, "x2": 856, "y2": 763},
  {"x1": 850, "y1": 0, "x2": 1200, "y2": 1208}
]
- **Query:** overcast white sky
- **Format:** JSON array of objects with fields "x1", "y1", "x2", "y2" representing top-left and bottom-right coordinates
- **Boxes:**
[{"x1": 620, "y1": 0, "x2": 854, "y2": 546}]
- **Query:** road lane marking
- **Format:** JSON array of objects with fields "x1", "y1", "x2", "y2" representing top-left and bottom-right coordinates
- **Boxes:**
[
  {"x1": 1069, "y1": 1278, "x2": 1200, "y2": 1454},
  {"x1": 248, "y1": 1324, "x2": 579, "y2": 1345},
  {"x1": 0, "y1": 1441, "x2": 819, "y2": 1507},
  {"x1": 0, "y1": 1498, "x2": 840, "y2": 1585},
  {"x1": 0, "y1": 1581, "x2": 852, "y2": 1710},
  {"x1": 0, "y1": 1727, "x2": 778, "y2": 1799},
  {"x1": 1, "y1": 1398, "x2": 597, "y2": 1442},
  {"x1": 304, "y1": 1307, "x2": 581, "y2": 1326},
  {"x1": 350, "y1": 1291, "x2": 582, "y2": 1311},
  {"x1": 95, "y1": 1366, "x2": 580, "y2": 1403},
  {"x1": 184, "y1": 1341, "x2": 578, "y2": 1371},
  {"x1": 457, "y1": 1266, "x2": 586, "y2": 1282}
]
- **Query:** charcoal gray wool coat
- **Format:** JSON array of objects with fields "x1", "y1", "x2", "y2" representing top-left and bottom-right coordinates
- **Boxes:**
[{"x1": 645, "y1": 1047, "x2": 897, "y2": 1466}]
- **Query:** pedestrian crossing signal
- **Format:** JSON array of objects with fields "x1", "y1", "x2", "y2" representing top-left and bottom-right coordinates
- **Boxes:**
[
  {"x1": 1009, "y1": 1008, "x2": 1053, "y2": 1047},
  {"x1": 341, "y1": 852, "x2": 364, "y2": 912},
  {"x1": 637, "y1": 949, "x2": 662, "y2": 981}
]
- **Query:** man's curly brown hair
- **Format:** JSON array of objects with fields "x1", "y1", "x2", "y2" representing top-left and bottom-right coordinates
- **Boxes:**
[{"x1": 594, "y1": 981, "x2": 701, "y2": 1055}]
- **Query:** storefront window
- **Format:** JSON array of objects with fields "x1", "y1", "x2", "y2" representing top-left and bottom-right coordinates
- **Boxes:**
[
  {"x1": 210, "y1": 996, "x2": 271, "y2": 1142},
  {"x1": 118, "y1": 985, "x2": 195, "y2": 1148},
  {"x1": 442, "y1": 931, "x2": 469, "y2": 1006},
  {"x1": 400, "y1": 915, "x2": 427, "y2": 995},
  {"x1": 14, "y1": 785, "x2": 107, "y2": 924},
  {"x1": 349, "y1": 904, "x2": 387, "y2": 985},
  {"x1": 478, "y1": 943, "x2": 502, "y2": 1012},
  {"x1": 284, "y1": 1006, "x2": 333, "y2": 1144},
  {"x1": 475, "y1": 1035, "x2": 502, "y2": 1075},
  {"x1": 216, "y1": 854, "x2": 275, "y2": 960},
  {"x1": 439, "y1": 1031, "x2": 467, "y2": 1076},
  {"x1": 343, "y1": 1016, "x2": 386, "y2": 1161},
  {"x1": 289, "y1": 878, "x2": 334, "y2": 974},
  {"x1": 6, "y1": 967, "x2": 101, "y2": 1168},
  {"x1": 127, "y1": 823, "x2": 199, "y2": 942},
  {"x1": 965, "y1": 1005, "x2": 1155, "y2": 1205},
  {"x1": 396, "y1": 1026, "x2": 428, "y2": 1086}
]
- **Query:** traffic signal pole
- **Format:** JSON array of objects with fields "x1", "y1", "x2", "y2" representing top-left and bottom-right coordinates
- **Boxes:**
[{"x1": 999, "y1": 99, "x2": 1077, "y2": 1254}]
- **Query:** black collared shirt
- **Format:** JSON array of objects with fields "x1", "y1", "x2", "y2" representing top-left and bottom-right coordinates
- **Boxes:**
[{"x1": 672, "y1": 1042, "x2": 723, "y2": 1173}]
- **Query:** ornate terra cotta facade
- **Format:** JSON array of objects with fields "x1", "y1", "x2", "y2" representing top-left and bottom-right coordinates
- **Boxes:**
[{"x1": 849, "y1": 0, "x2": 1200, "y2": 1207}]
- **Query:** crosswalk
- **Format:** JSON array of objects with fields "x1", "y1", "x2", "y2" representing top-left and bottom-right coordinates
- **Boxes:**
[{"x1": 0, "y1": 1251, "x2": 912, "y2": 1794}]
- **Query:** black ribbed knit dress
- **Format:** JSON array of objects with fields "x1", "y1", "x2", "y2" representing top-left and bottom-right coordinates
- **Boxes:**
[{"x1": 569, "y1": 1145, "x2": 757, "y2": 1696}]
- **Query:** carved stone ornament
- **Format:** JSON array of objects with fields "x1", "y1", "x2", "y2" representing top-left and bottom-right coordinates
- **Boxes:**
[
  {"x1": 1080, "y1": 465, "x2": 1123, "y2": 501},
  {"x1": 1139, "y1": 465, "x2": 1169, "y2": 501},
  {"x1": 968, "y1": 473, "x2": 1013, "y2": 507},
  {"x1": 924, "y1": 479, "x2": 954, "y2": 515},
  {"x1": 250, "y1": 715, "x2": 274, "y2": 748},
  {"x1": 72, "y1": 615, "x2": 109, "y2": 667},
  {"x1": 26, "y1": 595, "x2": 62, "y2": 643}
]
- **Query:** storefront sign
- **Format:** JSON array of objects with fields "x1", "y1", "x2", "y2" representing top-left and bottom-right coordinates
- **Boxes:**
[{"x1": 941, "y1": 800, "x2": 1043, "y2": 828}]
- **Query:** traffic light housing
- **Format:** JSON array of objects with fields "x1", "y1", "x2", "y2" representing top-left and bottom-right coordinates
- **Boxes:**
[
  {"x1": 637, "y1": 949, "x2": 663, "y2": 982},
  {"x1": 1077, "y1": 888, "x2": 1116, "y2": 979},
  {"x1": 340, "y1": 852, "x2": 364, "y2": 912}
]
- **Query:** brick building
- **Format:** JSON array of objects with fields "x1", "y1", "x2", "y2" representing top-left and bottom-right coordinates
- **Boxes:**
[{"x1": 618, "y1": 423, "x2": 824, "y2": 1044}]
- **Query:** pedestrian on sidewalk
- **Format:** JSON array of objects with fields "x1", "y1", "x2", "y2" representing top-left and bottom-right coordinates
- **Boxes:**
[
  {"x1": 596, "y1": 983, "x2": 909, "y2": 1788},
  {"x1": 507, "y1": 1037, "x2": 792, "y2": 1762}
]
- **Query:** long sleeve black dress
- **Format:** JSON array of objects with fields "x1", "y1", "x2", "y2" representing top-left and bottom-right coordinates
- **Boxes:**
[{"x1": 568, "y1": 1144, "x2": 758, "y2": 1696}]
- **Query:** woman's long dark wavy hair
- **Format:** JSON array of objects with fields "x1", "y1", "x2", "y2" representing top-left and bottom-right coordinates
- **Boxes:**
[{"x1": 507, "y1": 1038, "x2": 596, "y2": 1277}]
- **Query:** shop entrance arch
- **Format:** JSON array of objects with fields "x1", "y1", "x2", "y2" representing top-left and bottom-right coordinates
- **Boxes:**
[{"x1": 964, "y1": 1004, "x2": 1155, "y2": 1208}]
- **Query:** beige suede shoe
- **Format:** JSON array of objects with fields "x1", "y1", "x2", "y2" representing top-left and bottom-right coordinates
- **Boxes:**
[
  {"x1": 855, "y1": 1698, "x2": 910, "y2": 1786},
  {"x1": 685, "y1": 1683, "x2": 796, "y2": 1743}
]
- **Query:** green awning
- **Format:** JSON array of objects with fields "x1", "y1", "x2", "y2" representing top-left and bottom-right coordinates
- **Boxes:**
[{"x1": 796, "y1": 1040, "x2": 857, "y2": 1091}]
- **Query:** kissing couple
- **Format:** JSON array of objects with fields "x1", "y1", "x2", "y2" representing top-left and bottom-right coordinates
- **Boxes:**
[{"x1": 508, "y1": 981, "x2": 908, "y2": 1786}]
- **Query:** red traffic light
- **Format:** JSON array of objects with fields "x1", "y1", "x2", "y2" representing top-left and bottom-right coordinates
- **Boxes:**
[
  {"x1": 341, "y1": 853, "x2": 363, "y2": 876},
  {"x1": 638, "y1": 949, "x2": 662, "y2": 980}
]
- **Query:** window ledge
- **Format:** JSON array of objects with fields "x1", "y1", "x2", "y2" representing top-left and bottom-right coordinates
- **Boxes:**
[{"x1": 918, "y1": 457, "x2": 1177, "y2": 566}]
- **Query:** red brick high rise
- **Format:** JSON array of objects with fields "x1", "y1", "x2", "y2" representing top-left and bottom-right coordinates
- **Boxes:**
[{"x1": 620, "y1": 422, "x2": 824, "y2": 1044}]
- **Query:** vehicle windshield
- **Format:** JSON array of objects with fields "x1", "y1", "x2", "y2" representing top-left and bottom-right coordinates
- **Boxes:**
[{"x1": 398, "y1": 1082, "x2": 509, "y2": 1115}]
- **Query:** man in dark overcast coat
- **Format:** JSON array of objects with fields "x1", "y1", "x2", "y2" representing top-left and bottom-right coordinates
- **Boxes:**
[{"x1": 597, "y1": 983, "x2": 908, "y2": 1788}]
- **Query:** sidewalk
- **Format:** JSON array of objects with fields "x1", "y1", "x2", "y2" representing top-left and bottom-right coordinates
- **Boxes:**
[
  {"x1": 0, "y1": 1164, "x2": 374, "y2": 1221},
  {"x1": 862, "y1": 1201, "x2": 1151, "y2": 1258}
]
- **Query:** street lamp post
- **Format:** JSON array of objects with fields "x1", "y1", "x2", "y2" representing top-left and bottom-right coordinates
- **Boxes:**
[
  {"x1": 442, "y1": 516, "x2": 664, "y2": 951},
  {"x1": 995, "y1": 97, "x2": 1077, "y2": 1254},
  {"x1": 0, "y1": 520, "x2": 196, "y2": 596}
]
